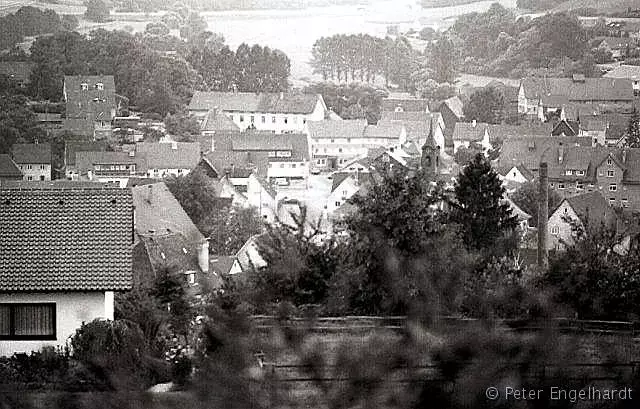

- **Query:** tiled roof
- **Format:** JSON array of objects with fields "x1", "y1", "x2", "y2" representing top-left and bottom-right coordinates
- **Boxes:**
[
  {"x1": 562, "y1": 103, "x2": 601, "y2": 121},
  {"x1": 200, "y1": 109, "x2": 240, "y2": 132},
  {"x1": 307, "y1": 119, "x2": 367, "y2": 140},
  {"x1": 136, "y1": 233, "x2": 201, "y2": 274},
  {"x1": 551, "y1": 119, "x2": 580, "y2": 137},
  {"x1": 603, "y1": 65, "x2": 640, "y2": 81},
  {"x1": 75, "y1": 151, "x2": 147, "y2": 174},
  {"x1": 441, "y1": 96, "x2": 464, "y2": 118},
  {"x1": 36, "y1": 113, "x2": 62, "y2": 123},
  {"x1": 0, "y1": 154, "x2": 22, "y2": 179},
  {"x1": 363, "y1": 122, "x2": 405, "y2": 139},
  {"x1": 204, "y1": 150, "x2": 269, "y2": 177},
  {"x1": 521, "y1": 77, "x2": 634, "y2": 102},
  {"x1": 62, "y1": 118, "x2": 96, "y2": 137},
  {"x1": 378, "y1": 116, "x2": 435, "y2": 144},
  {"x1": 12, "y1": 143, "x2": 51, "y2": 164},
  {"x1": 0, "y1": 62, "x2": 33, "y2": 83},
  {"x1": 0, "y1": 189, "x2": 133, "y2": 291},
  {"x1": 2, "y1": 180, "x2": 111, "y2": 189},
  {"x1": 210, "y1": 256, "x2": 236, "y2": 276},
  {"x1": 135, "y1": 142, "x2": 201, "y2": 170},
  {"x1": 65, "y1": 140, "x2": 109, "y2": 167},
  {"x1": 496, "y1": 136, "x2": 584, "y2": 171},
  {"x1": 331, "y1": 171, "x2": 373, "y2": 193},
  {"x1": 562, "y1": 191, "x2": 616, "y2": 229},
  {"x1": 64, "y1": 75, "x2": 117, "y2": 119},
  {"x1": 189, "y1": 91, "x2": 321, "y2": 114},
  {"x1": 452, "y1": 122, "x2": 489, "y2": 141},
  {"x1": 231, "y1": 134, "x2": 293, "y2": 151},
  {"x1": 582, "y1": 119, "x2": 607, "y2": 132},
  {"x1": 380, "y1": 111, "x2": 433, "y2": 122},
  {"x1": 488, "y1": 123, "x2": 553, "y2": 141},
  {"x1": 131, "y1": 182, "x2": 205, "y2": 245},
  {"x1": 381, "y1": 97, "x2": 429, "y2": 112}
]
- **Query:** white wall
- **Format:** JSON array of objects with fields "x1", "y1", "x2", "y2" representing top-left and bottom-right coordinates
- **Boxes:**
[
  {"x1": 18, "y1": 163, "x2": 51, "y2": 181},
  {"x1": 547, "y1": 201, "x2": 580, "y2": 250},
  {"x1": 267, "y1": 161, "x2": 309, "y2": 180},
  {"x1": 0, "y1": 291, "x2": 110, "y2": 356}
]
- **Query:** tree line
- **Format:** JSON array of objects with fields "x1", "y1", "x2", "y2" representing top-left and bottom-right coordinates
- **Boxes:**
[
  {"x1": 310, "y1": 34, "x2": 418, "y2": 88},
  {"x1": 0, "y1": 6, "x2": 78, "y2": 50}
]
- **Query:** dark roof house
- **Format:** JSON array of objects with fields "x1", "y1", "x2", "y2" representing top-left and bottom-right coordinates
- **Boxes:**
[
  {"x1": 11, "y1": 143, "x2": 51, "y2": 164},
  {"x1": 189, "y1": 91, "x2": 323, "y2": 114},
  {"x1": 0, "y1": 154, "x2": 23, "y2": 184}
]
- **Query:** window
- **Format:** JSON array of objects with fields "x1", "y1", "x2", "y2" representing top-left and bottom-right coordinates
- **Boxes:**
[
  {"x1": 551, "y1": 226, "x2": 559, "y2": 235},
  {"x1": 95, "y1": 82, "x2": 104, "y2": 90},
  {"x1": 622, "y1": 198, "x2": 629, "y2": 207},
  {"x1": 268, "y1": 151, "x2": 276, "y2": 158},
  {"x1": 39, "y1": 175, "x2": 45, "y2": 181},
  {"x1": 0, "y1": 303, "x2": 55, "y2": 340},
  {"x1": 239, "y1": 115, "x2": 245, "y2": 122},
  {"x1": 330, "y1": 139, "x2": 335, "y2": 143},
  {"x1": 80, "y1": 83, "x2": 88, "y2": 91},
  {"x1": 607, "y1": 158, "x2": 613, "y2": 165},
  {"x1": 27, "y1": 165, "x2": 32, "y2": 170},
  {"x1": 261, "y1": 116, "x2": 266, "y2": 123},
  {"x1": 280, "y1": 164, "x2": 285, "y2": 168},
  {"x1": 558, "y1": 183, "x2": 565, "y2": 189},
  {"x1": 27, "y1": 176, "x2": 33, "y2": 181},
  {"x1": 185, "y1": 272, "x2": 196, "y2": 285},
  {"x1": 576, "y1": 182, "x2": 584, "y2": 190},
  {"x1": 272, "y1": 116, "x2": 276, "y2": 123},
  {"x1": 577, "y1": 170, "x2": 585, "y2": 176},
  {"x1": 347, "y1": 138, "x2": 351, "y2": 143},
  {"x1": 609, "y1": 184, "x2": 617, "y2": 191},
  {"x1": 291, "y1": 164, "x2": 296, "y2": 168},
  {"x1": 565, "y1": 170, "x2": 573, "y2": 176},
  {"x1": 342, "y1": 190, "x2": 348, "y2": 196},
  {"x1": 335, "y1": 201, "x2": 341, "y2": 207},
  {"x1": 338, "y1": 148, "x2": 343, "y2": 153},
  {"x1": 610, "y1": 198, "x2": 616, "y2": 204},
  {"x1": 250, "y1": 116, "x2": 255, "y2": 123},
  {"x1": 284, "y1": 117, "x2": 288, "y2": 124},
  {"x1": 607, "y1": 170, "x2": 615, "y2": 177},
  {"x1": 40, "y1": 165, "x2": 45, "y2": 170}
]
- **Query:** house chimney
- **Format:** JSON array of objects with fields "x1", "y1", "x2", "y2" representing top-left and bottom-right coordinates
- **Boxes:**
[
  {"x1": 537, "y1": 162, "x2": 549, "y2": 270},
  {"x1": 472, "y1": 119, "x2": 477, "y2": 127},
  {"x1": 198, "y1": 239, "x2": 209, "y2": 273},
  {"x1": 558, "y1": 145, "x2": 564, "y2": 163}
]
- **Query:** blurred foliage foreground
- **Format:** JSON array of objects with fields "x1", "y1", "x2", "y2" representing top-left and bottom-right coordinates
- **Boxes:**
[{"x1": 2, "y1": 309, "x2": 640, "y2": 409}]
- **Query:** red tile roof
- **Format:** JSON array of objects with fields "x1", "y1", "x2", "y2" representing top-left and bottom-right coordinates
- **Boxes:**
[{"x1": 0, "y1": 188, "x2": 133, "y2": 291}]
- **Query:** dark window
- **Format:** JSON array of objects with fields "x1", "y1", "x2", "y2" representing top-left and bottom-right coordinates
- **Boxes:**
[{"x1": 0, "y1": 303, "x2": 56, "y2": 340}]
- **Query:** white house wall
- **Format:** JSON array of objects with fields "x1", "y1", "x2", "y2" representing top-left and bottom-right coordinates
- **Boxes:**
[
  {"x1": 547, "y1": 201, "x2": 581, "y2": 250},
  {"x1": 17, "y1": 163, "x2": 51, "y2": 181},
  {"x1": 0, "y1": 291, "x2": 111, "y2": 356}
]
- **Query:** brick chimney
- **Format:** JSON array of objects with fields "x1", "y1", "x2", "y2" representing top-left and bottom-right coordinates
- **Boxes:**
[{"x1": 538, "y1": 162, "x2": 549, "y2": 270}]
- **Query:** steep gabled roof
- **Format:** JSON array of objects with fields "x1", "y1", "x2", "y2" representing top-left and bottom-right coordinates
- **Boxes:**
[
  {"x1": 563, "y1": 191, "x2": 616, "y2": 229},
  {"x1": 440, "y1": 96, "x2": 464, "y2": 118},
  {"x1": 131, "y1": 182, "x2": 205, "y2": 245},
  {"x1": 12, "y1": 143, "x2": 51, "y2": 164},
  {"x1": 363, "y1": 122, "x2": 405, "y2": 139},
  {"x1": 0, "y1": 154, "x2": 23, "y2": 179},
  {"x1": 0, "y1": 188, "x2": 133, "y2": 291},
  {"x1": 189, "y1": 91, "x2": 321, "y2": 114},
  {"x1": 64, "y1": 75, "x2": 117, "y2": 119}
]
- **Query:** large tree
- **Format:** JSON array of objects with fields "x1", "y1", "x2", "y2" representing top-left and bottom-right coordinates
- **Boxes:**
[
  {"x1": 510, "y1": 180, "x2": 562, "y2": 227},
  {"x1": 450, "y1": 153, "x2": 518, "y2": 253},
  {"x1": 84, "y1": 0, "x2": 110, "y2": 22},
  {"x1": 426, "y1": 35, "x2": 459, "y2": 84},
  {"x1": 625, "y1": 109, "x2": 640, "y2": 148},
  {"x1": 463, "y1": 87, "x2": 506, "y2": 124},
  {"x1": 164, "y1": 169, "x2": 224, "y2": 227}
]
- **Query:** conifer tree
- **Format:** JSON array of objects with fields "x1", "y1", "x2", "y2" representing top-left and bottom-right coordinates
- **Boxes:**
[
  {"x1": 625, "y1": 108, "x2": 640, "y2": 148},
  {"x1": 450, "y1": 153, "x2": 518, "y2": 253}
]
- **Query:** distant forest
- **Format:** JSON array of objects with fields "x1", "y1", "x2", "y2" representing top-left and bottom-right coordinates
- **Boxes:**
[{"x1": 115, "y1": 0, "x2": 369, "y2": 12}]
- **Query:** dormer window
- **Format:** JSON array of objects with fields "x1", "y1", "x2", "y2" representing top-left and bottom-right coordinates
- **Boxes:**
[
  {"x1": 607, "y1": 158, "x2": 613, "y2": 166},
  {"x1": 80, "y1": 83, "x2": 88, "y2": 91},
  {"x1": 95, "y1": 82, "x2": 104, "y2": 90}
]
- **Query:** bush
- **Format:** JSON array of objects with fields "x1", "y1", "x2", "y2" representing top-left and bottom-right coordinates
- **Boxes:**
[{"x1": 70, "y1": 319, "x2": 163, "y2": 390}]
